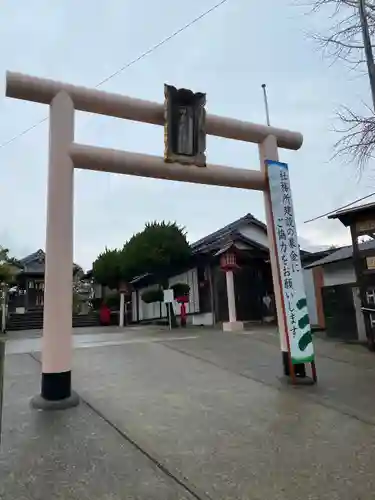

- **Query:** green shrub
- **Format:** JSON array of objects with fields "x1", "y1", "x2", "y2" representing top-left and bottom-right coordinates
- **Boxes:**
[
  {"x1": 171, "y1": 282, "x2": 190, "y2": 298},
  {"x1": 142, "y1": 288, "x2": 163, "y2": 304},
  {"x1": 105, "y1": 293, "x2": 120, "y2": 310}
]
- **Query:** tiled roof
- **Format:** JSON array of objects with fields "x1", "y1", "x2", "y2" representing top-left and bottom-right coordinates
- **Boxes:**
[
  {"x1": 18, "y1": 249, "x2": 80, "y2": 274},
  {"x1": 191, "y1": 213, "x2": 267, "y2": 254},
  {"x1": 20, "y1": 249, "x2": 45, "y2": 265},
  {"x1": 305, "y1": 239, "x2": 375, "y2": 268},
  {"x1": 328, "y1": 200, "x2": 375, "y2": 220},
  {"x1": 20, "y1": 249, "x2": 45, "y2": 274}
]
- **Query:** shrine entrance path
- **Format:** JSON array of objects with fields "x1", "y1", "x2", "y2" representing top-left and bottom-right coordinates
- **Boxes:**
[{"x1": 2, "y1": 325, "x2": 375, "y2": 499}]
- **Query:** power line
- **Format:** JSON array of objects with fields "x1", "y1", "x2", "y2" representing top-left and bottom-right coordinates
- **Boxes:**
[
  {"x1": 0, "y1": 117, "x2": 48, "y2": 150},
  {"x1": 95, "y1": 0, "x2": 230, "y2": 88},
  {"x1": 0, "y1": 0, "x2": 230, "y2": 151},
  {"x1": 303, "y1": 191, "x2": 375, "y2": 223}
]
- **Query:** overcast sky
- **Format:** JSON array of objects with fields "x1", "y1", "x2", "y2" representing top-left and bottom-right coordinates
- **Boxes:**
[{"x1": 0, "y1": 0, "x2": 374, "y2": 269}]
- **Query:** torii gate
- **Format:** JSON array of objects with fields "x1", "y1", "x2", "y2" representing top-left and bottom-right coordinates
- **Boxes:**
[{"x1": 5, "y1": 71, "x2": 308, "y2": 409}]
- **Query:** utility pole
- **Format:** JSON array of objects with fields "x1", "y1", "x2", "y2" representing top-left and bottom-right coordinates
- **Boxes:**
[
  {"x1": 0, "y1": 284, "x2": 5, "y2": 446},
  {"x1": 0, "y1": 331, "x2": 4, "y2": 445},
  {"x1": 1, "y1": 284, "x2": 6, "y2": 334},
  {"x1": 261, "y1": 84, "x2": 271, "y2": 126},
  {"x1": 359, "y1": 0, "x2": 375, "y2": 111}
]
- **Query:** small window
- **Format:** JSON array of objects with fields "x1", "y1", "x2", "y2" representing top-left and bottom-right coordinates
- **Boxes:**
[
  {"x1": 28, "y1": 281, "x2": 34, "y2": 289},
  {"x1": 366, "y1": 288, "x2": 375, "y2": 305},
  {"x1": 36, "y1": 295, "x2": 44, "y2": 306}
]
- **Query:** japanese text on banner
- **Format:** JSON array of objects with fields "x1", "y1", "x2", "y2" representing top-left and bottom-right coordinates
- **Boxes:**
[{"x1": 267, "y1": 160, "x2": 314, "y2": 364}]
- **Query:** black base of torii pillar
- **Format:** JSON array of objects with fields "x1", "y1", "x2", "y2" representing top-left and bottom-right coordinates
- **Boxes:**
[{"x1": 31, "y1": 372, "x2": 79, "y2": 411}]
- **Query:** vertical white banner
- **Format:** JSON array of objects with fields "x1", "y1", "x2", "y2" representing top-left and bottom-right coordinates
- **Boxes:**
[{"x1": 267, "y1": 160, "x2": 314, "y2": 364}]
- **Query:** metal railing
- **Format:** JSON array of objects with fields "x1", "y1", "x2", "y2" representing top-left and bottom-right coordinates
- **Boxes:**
[{"x1": 361, "y1": 307, "x2": 375, "y2": 313}]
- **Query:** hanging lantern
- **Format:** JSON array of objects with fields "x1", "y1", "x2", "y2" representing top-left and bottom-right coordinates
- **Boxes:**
[
  {"x1": 119, "y1": 281, "x2": 129, "y2": 294},
  {"x1": 176, "y1": 295, "x2": 189, "y2": 304},
  {"x1": 175, "y1": 295, "x2": 189, "y2": 327},
  {"x1": 220, "y1": 250, "x2": 239, "y2": 271}
]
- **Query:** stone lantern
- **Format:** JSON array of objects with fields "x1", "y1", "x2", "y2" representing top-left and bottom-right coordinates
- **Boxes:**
[
  {"x1": 217, "y1": 246, "x2": 243, "y2": 332},
  {"x1": 118, "y1": 281, "x2": 129, "y2": 328}
]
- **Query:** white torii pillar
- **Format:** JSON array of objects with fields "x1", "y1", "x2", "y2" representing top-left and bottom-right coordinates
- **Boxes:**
[{"x1": 31, "y1": 91, "x2": 79, "y2": 410}]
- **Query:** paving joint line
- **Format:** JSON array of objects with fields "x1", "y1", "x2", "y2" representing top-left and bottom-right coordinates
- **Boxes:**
[
  {"x1": 27, "y1": 352, "x2": 212, "y2": 500},
  {"x1": 243, "y1": 332, "x2": 375, "y2": 369},
  {"x1": 160, "y1": 341, "x2": 375, "y2": 428}
]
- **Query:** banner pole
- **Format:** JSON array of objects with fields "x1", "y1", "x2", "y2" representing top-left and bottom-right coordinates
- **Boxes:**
[{"x1": 311, "y1": 360, "x2": 317, "y2": 383}]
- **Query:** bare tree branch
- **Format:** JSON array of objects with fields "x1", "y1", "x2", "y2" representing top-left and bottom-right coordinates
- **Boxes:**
[
  {"x1": 333, "y1": 107, "x2": 375, "y2": 172},
  {"x1": 299, "y1": 0, "x2": 375, "y2": 171},
  {"x1": 303, "y1": 0, "x2": 375, "y2": 67}
]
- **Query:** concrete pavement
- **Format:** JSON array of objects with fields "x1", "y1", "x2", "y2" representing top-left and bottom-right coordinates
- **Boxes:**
[
  {"x1": 5, "y1": 326, "x2": 198, "y2": 355},
  {"x1": 0, "y1": 351, "x2": 197, "y2": 500},
  {"x1": 161, "y1": 327, "x2": 375, "y2": 425},
  {"x1": 2, "y1": 326, "x2": 375, "y2": 499}
]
